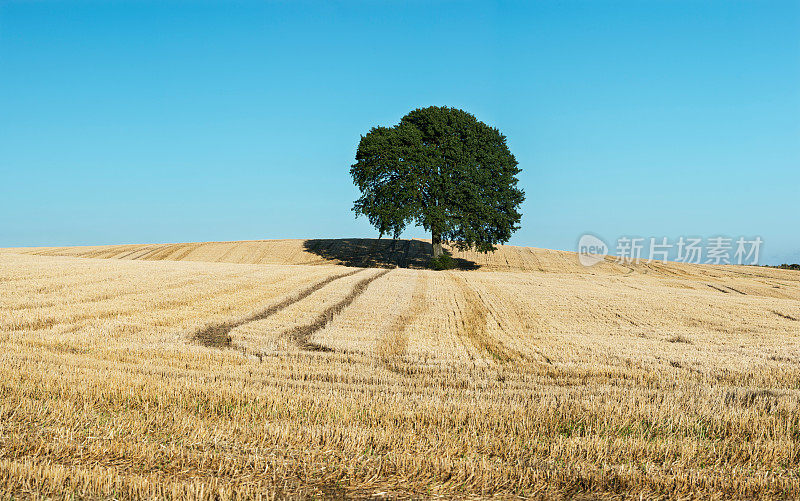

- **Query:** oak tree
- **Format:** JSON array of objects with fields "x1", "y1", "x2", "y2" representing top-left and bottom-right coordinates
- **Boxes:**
[{"x1": 351, "y1": 106, "x2": 524, "y2": 259}]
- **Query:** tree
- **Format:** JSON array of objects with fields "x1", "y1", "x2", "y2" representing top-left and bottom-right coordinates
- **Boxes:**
[{"x1": 350, "y1": 106, "x2": 524, "y2": 259}]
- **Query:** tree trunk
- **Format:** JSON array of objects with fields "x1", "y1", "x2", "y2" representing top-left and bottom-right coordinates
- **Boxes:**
[{"x1": 432, "y1": 230, "x2": 443, "y2": 259}]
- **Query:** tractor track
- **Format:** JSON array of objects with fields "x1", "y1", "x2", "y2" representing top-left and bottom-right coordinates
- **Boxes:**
[
  {"x1": 284, "y1": 268, "x2": 392, "y2": 351},
  {"x1": 377, "y1": 271, "x2": 428, "y2": 365},
  {"x1": 449, "y1": 273, "x2": 523, "y2": 363},
  {"x1": 191, "y1": 268, "x2": 365, "y2": 348}
]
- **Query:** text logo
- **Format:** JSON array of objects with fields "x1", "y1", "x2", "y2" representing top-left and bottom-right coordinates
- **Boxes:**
[{"x1": 578, "y1": 234, "x2": 608, "y2": 267}]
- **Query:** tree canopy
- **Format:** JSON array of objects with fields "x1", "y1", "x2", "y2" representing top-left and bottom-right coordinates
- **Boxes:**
[{"x1": 350, "y1": 106, "x2": 524, "y2": 258}]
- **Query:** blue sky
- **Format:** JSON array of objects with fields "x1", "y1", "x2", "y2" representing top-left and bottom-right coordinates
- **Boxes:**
[{"x1": 1, "y1": 1, "x2": 798, "y2": 264}]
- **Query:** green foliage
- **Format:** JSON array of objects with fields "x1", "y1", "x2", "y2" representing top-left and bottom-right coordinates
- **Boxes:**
[
  {"x1": 351, "y1": 106, "x2": 525, "y2": 254},
  {"x1": 762, "y1": 263, "x2": 800, "y2": 271},
  {"x1": 427, "y1": 253, "x2": 457, "y2": 270}
]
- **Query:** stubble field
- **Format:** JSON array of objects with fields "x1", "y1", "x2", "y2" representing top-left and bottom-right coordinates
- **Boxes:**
[{"x1": 1, "y1": 239, "x2": 799, "y2": 499}]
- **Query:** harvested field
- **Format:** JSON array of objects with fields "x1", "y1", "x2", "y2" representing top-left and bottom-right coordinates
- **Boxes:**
[
  {"x1": 1, "y1": 241, "x2": 799, "y2": 499},
  {"x1": 14, "y1": 238, "x2": 643, "y2": 272}
]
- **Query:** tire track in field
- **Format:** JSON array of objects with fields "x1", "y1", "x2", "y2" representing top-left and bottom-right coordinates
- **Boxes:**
[
  {"x1": 449, "y1": 273, "x2": 523, "y2": 363},
  {"x1": 284, "y1": 268, "x2": 392, "y2": 351},
  {"x1": 130, "y1": 245, "x2": 167, "y2": 260},
  {"x1": 771, "y1": 310, "x2": 798, "y2": 321},
  {"x1": 114, "y1": 245, "x2": 158, "y2": 260},
  {"x1": 253, "y1": 241, "x2": 277, "y2": 264},
  {"x1": 723, "y1": 285, "x2": 747, "y2": 295},
  {"x1": 131, "y1": 245, "x2": 167, "y2": 260},
  {"x1": 191, "y1": 268, "x2": 365, "y2": 348},
  {"x1": 214, "y1": 243, "x2": 239, "y2": 263},
  {"x1": 376, "y1": 271, "x2": 428, "y2": 364},
  {"x1": 478, "y1": 280, "x2": 554, "y2": 365},
  {"x1": 88, "y1": 245, "x2": 134, "y2": 259},
  {"x1": 707, "y1": 283, "x2": 733, "y2": 294},
  {"x1": 168, "y1": 243, "x2": 204, "y2": 261},
  {"x1": 138, "y1": 244, "x2": 179, "y2": 261}
]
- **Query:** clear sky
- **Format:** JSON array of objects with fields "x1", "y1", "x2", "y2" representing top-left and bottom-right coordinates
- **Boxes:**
[{"x1": 1, "y1": 1, "x2": 798, "y2": 264}]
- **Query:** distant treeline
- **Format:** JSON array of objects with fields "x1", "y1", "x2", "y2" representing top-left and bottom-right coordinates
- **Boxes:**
[{"x1": 762, "y1": 263, "x2": 800, "y2": 271}]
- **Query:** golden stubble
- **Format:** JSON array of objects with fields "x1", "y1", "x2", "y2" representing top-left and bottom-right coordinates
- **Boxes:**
[{"x1": 0, "y1": 245, "x2": 799, "y2": 499}]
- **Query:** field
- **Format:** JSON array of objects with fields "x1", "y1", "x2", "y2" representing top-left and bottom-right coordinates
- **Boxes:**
[{"x1": 1, "y1": 239, "x2": 799, "y2": 499}]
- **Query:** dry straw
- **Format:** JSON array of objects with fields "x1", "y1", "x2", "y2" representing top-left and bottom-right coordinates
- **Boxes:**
[{"x1": 1, "y1": 241, "x2": 799, "y2": 499}]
